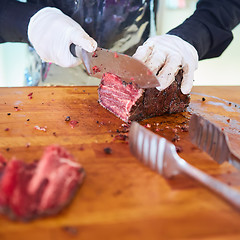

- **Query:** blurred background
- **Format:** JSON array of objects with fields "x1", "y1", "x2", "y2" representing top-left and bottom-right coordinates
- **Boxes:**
[{"x1": 0, "y1": 0, "x2": 239, "y2": 87}]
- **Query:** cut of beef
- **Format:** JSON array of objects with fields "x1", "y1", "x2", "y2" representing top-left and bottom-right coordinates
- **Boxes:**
[
  {"x1": 98, "y1": 71, "x2": 190, "y2": 123},
  {"x1": 0, "y1": 145, "x2": 85, "y2": 221}
]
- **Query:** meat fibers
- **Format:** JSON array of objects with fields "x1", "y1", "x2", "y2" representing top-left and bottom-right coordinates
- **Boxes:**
[
  {"x1": 98, "y1": 71, "x2": 190, "y2": 123},
  {"x1": 0, "y1": 145, "x2": 85, "y2": 221}
]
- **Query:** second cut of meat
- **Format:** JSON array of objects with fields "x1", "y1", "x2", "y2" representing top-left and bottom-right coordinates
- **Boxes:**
[{"x1": 0, "y1": 145, "x2": 85, "y2": 221}]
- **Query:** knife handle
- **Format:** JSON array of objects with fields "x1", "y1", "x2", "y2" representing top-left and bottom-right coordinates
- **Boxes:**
[{"x1": 70, "y1": 43, "x2": 77, "y2": 57}]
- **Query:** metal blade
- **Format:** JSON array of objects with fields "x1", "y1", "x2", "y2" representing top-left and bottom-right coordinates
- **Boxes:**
[
  {"x1": 229, "y1": 158, "x2": 240, "y2": 170},
  {"x1": 80, "y1": 47, "x2": 160, "y2": 89},
  {"x1": 129, "y1": 122, "x2": 164, "y2": 173},
  {"x1": 129, "y1": 122, "x2": 181, "y2": 177},
  {"x1": 189, "y1": 114, "x2": 240, "y2": 170},
  {"x1": 129, "y1": 122, "x2": 240, "y2": 210}
]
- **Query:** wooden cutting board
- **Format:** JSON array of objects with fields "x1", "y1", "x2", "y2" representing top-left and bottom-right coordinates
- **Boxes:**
[{"x1": 0, "y1": 86, "x2": 240, "y2": 240}]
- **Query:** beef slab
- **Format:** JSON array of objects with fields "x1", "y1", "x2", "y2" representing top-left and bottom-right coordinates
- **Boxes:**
[
  {"x1": 98, "y1": 71, "x2": 190, "y2": 123},
  {"x1": 0, "y1": 145, "x2": 85, "y2": 221}
]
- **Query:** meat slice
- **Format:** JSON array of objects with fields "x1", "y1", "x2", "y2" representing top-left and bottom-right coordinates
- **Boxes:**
[
  {"x1": 0, "y1": 145, "x2": 85, "y2": 221},
  {"x1": 98, "y1": 71, "x2": 190, "y2": 123}
]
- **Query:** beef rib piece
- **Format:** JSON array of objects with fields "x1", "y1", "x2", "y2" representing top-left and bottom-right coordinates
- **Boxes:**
[
  {"x1": 0, "y1": 145, "x2": 85, "y2": 221},
  {"x1": 98, "y1": 71, "x2": 190, "y2": 123}
]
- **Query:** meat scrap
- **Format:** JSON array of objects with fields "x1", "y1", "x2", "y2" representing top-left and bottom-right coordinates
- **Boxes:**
[
  {"x1": 69, "y1": 120, "x2": 79, "y2": 128},
  {"x1": 92, "y1": 66, "x2": 101, "y2": 74},
  {"x1": 0, "y1": 145, "x2": 85, "y2": 221},
  {"x1": 34, "y1": 125, "x2": 47, "y2": 132},
  {"x1": 98, "y1": 71, "x2": 190, "y2": 123},
  {"x1": 27, "y1": 92, "x2": 33, "y2": 99}
]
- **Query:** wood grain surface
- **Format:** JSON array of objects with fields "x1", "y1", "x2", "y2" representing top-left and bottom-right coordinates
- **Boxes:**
[{"x1": 0, "y1": 86, "x2": 240, "y2": 240}]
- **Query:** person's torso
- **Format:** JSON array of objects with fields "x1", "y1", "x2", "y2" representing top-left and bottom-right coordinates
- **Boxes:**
[{"x1": 29, "y1": 0, "x2": 157, "y2": 54}]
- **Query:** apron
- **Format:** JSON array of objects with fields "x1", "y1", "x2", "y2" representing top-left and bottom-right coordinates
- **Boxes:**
[
  {"x1": 28, "y1": 0, "x2": 158, "y2": 85},
  {"x1": 31, "y1": 0, "x2": 158, "y2": 54},
  {"x1": 72, "y1": 0, "x2": 152, "y2": 55}
]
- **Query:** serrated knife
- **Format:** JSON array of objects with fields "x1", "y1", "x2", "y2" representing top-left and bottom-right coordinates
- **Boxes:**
[{"x1": 70, "y1": 44, "x2": 160, "y2": 89}]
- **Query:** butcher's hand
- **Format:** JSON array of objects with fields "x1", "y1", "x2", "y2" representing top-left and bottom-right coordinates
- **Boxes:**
[
  {"x1": 28, "y1": 7, "x2": 97, "y2": 67},
  {"x1": 133, "y1": 34, "x2": 198, "y2": 94}
]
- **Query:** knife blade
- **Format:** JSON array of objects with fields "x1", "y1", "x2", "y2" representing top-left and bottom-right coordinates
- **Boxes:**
[
  {"x1": 189, "y1": 114, "x2": 240, "y2": 170},
  {"x1": 70, "y1": 44, "x2": 160, "y2": 89}
]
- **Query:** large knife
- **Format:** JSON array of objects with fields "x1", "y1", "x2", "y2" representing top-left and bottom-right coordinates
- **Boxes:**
[{"x1": 70, "y1": 44, "x2": 160, "y2": 89}]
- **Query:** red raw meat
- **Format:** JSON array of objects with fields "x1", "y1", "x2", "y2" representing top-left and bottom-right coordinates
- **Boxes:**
[
  {"x1": 0, "y1": 145, "x2": 85, "y2": 221},
  {"x1": 98, "y1": 71, "x2": 190, "y2": 123}
]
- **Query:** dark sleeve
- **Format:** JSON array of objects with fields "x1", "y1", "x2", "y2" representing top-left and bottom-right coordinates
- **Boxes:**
[
  {"x1": 0, "y1": 0, "x2": 43, "y2": 43},
  {"x1": 167, "y1": 0, "x2": 240, "y2": 60}
]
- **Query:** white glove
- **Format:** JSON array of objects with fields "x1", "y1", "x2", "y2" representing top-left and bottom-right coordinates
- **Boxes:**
[
  {"x1": 28, "y1": 7, "x2": 97, "y2": 68},
  {"x1": 133, "y1": 34, "x2": 198, "y2": 94}
]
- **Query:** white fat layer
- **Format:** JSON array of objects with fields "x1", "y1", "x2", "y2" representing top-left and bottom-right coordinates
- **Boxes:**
[{"x1": 59, "y1": 158, "x2": 80, "y2": 168}]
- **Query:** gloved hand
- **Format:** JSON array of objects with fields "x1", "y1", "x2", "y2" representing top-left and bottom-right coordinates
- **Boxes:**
[
  {"x1": 28, "y1": 7, "x2": 97, "y2": 68},
  {"x1": 133, "y1": 34, "x2": 198, "y2": 94}
]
